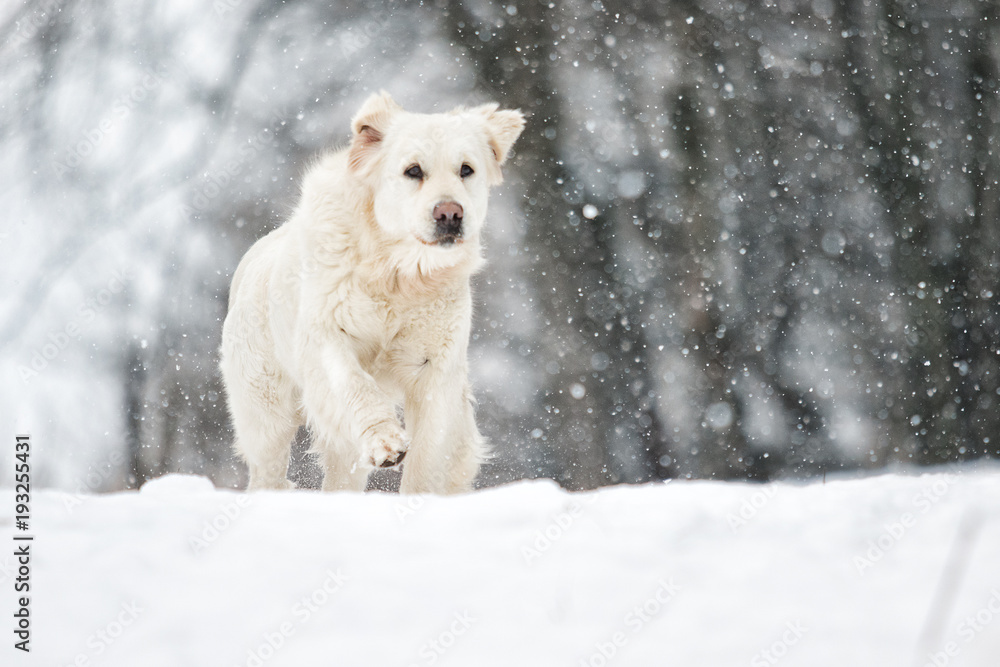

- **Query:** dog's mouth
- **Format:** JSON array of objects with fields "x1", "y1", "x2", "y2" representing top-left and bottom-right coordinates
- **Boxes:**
[{"x1": 418, "y1": 235, "x2": 464, "y2": 247}]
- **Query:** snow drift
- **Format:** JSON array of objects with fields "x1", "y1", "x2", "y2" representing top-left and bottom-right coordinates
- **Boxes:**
[{"x1": 4, "y1": 469, "x2": 1000, "y2": 666}]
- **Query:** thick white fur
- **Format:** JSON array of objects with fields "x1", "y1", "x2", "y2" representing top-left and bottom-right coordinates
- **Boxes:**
[{"x1": 220, "y1": 92, "x2": 524, "y2": 493}]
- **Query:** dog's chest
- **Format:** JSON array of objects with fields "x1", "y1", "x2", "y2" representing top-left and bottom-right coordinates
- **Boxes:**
[
  {"x1": 335, "y1": 287, "x2": 394, "y2": 355},
  {"x1": 339, "y1": 285, "x2": 466, "y2": 380}
]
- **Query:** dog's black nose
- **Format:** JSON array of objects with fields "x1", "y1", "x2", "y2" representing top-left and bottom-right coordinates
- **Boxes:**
[{"x1": 433, "y1": 201, "x2": 464, "y2": 242}]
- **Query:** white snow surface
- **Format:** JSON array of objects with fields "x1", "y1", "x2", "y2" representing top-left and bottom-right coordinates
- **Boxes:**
[{"x1": 5, "y1": 470, "x2": 1000, "y2": 667}]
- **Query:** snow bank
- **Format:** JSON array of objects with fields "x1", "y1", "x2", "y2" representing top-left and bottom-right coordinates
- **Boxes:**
[{"x1": 4, "y1": 470, "x2": 1000, "y2": 667}]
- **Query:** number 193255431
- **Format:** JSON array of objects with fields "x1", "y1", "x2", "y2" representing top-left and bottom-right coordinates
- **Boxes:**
[{"x1": 15, "y1": 435, "x2": 30, "y2": 528}]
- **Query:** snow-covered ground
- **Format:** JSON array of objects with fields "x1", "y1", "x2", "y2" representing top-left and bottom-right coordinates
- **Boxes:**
[{"x1": 4, "y1": 469, "x2": 1000, "y2": 667}]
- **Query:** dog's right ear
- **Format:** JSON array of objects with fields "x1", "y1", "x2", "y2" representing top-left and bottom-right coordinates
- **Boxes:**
[{"x1": 349, "y1": 91, "x2": 402, "y2": 173}]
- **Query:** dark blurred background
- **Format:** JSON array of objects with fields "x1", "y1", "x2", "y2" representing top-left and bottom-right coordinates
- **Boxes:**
[{"x1": 1, "y1": 0, "x2": 998, "y2": 492}]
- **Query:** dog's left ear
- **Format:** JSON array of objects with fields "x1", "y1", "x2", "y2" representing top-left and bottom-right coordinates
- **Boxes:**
[
  {"x1": 469, "y1": 103, "x2": 525, "y2": 169},
  {"x1": 349, "y1": 91, "x2": 403, "y2": 173}
]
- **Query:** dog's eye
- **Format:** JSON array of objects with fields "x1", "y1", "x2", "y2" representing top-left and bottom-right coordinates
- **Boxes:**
[
  {"x1": 404, "y1": 165, "x2": 424, "y2": 180},
  {"x1": 460, "y1": 163, "x2": 474, "y2": 178}
]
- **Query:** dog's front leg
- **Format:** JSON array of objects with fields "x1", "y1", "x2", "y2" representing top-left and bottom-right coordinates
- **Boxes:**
[
  {"x1": 299, "y1": 338, "x2": 409, "y2": 475},
  {"x1": 399, "y1": 365, "x2": 486, "y2": 495}
]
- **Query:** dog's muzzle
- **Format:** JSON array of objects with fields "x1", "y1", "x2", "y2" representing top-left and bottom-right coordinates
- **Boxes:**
[{"x1": 432, "y1": 201, "x2": 463, "y2": 245}]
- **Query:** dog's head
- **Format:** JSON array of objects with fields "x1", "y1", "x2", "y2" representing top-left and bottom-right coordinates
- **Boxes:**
[{"x1": 347, "y1": 92, "x2": 524, "y2": 262}]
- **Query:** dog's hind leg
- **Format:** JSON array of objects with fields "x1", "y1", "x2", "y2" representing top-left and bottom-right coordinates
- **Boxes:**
[
  {"x1": 237, "y1": 409, "x2": 298, "y2": 491},
  {"x1": 221, "y1": 342, "x2": 300, "y2": 490},
  {"x1": 232, "y1": 394, "x2": 299, "y2": 490}
]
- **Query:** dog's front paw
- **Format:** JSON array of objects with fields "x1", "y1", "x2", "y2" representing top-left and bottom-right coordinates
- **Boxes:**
[{"x1": 362, "y1": 422, "x2": 410, "y2": 469}]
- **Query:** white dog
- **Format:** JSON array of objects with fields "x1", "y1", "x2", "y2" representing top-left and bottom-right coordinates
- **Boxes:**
[{"x1": 219, "y1": 92, "x2": 524, "y2": 493}]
